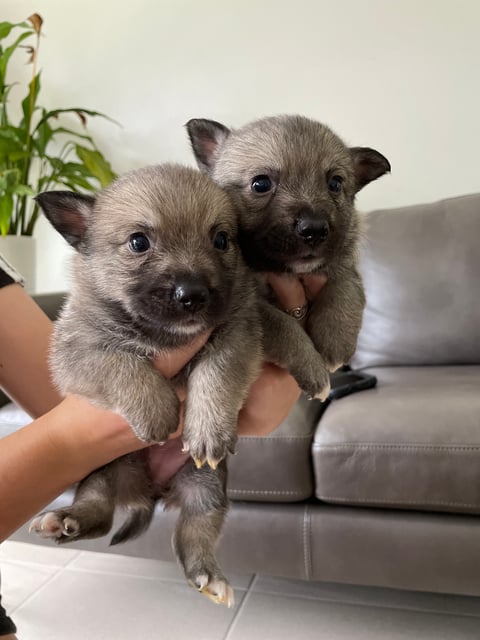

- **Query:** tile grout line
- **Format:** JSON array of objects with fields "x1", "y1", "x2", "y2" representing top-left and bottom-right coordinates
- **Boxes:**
[
  {"x1": 223, "y1": 574, "x2": 258, "y2": 640},
  {"x1": 8, "y1": 549, "x2": 82, "y2": 615},
  {"x1": 233, "y1": 586, "x2": 480, "y2": 620}
]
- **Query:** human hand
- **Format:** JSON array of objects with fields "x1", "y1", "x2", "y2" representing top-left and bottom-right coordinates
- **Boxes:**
[{"x1": 237, "y1": 271, "x2": 328, "y2": 436}]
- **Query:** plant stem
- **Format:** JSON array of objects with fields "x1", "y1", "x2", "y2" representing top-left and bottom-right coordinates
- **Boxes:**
[{"x1": 20, "y1": 26, "x2": 41, "y2": 234}]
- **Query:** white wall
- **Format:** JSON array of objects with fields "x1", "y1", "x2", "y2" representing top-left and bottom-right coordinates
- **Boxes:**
[{"x1": 3, "y1": 0, "x2": 480, "y2": 292}]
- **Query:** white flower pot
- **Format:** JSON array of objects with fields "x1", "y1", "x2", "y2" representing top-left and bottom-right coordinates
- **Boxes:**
[{"x1": 0, "y1": 235, "x2": 37, "y2": 294}]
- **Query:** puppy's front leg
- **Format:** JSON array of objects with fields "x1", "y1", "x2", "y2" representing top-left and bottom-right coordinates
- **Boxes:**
[
  {"x1": 55, "y1": 347, "x2": 180, "y2": 442},
  {"x1": 307, "y1": 265, "x2": 366, "y2": 370},
  {"x1": 182, "y1": 322, "x2": 262, "y2": 469},
  {"x1": 259, "y1": 300, "x2": 331, "y2": 401}
]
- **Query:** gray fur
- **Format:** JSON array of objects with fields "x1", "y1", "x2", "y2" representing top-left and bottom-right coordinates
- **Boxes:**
[
  {"x1": 30, "y1": 164, "x2": 263, "y2": 606},
  {"x1": 187, "y1": 115, "x2": 390, "y2": 377}
]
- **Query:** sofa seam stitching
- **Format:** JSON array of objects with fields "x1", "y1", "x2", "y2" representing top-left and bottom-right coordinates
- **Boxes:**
[
  {"x1": 303, "y1": 504, "x2": 311, "y2": 580},
  {"x1": 228, "y1": 489, "x2": 307, "y2": 495},
  {"x1": 313, "y1": 443, "x2": 480, "y2": 452},
  {"x1": 317, "y1": 495, "x2": 480, "y2": 508},
  {"x1": 240, "y1": 435, "x2": 312, "y2": 441}
]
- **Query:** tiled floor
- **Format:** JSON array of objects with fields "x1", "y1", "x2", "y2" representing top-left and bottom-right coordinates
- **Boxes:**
[{"x1": 1, "y1": 541, "x2": 480, "y2": 639}]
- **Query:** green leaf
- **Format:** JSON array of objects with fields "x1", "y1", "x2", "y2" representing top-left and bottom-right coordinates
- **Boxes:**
[
  {"x1": 35, "y1": 107, "x2": 120, "y2": 129},
  {"x1": 13, "y1": 183, "x2": 34, "y2": 196},
  {"x1": 0, "y1": 128, "x2": 24, "y2": 159},
  {"x1": 0, "y1": 22, "x2": 15, "y2": 39},
  {"x1": 0, "y1": 192, "x2": 13, "y2": 235},
  {"x1": 0, "y1": 168, "x2": 20, "y2": 191},
  {"x1": 75, "y1": 145, "x2": 116, "y2": 187},
  {"x1": 0, "y1": 21, "x2": 31, "y2": 40},
  {"x1": 0, "y1": 167, "x2": 20, "y2": 188},
  {"x1": 33, "y1": 111, "x2": 54, "y2": 156},
  {"x1": 50, "y1": 127, "x2": 95, "y2": 144},
  {"x1": 0, "y1": 30, "x2": 33, "y2": 84},
  {"x1": 58, "y1": 176, "x2": 96, "y2": 191},
  {"x1": 21, "y1": 71, "x2": 41, "y2": 127}
]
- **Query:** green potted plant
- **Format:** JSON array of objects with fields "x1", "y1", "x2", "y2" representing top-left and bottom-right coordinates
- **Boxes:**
[{"x1": 0, "y1": 13, "x2": 117, "y2": 291}]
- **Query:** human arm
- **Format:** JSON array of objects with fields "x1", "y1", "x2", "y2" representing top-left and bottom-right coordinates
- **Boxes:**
[{"x1": 0, "y1": 283, "x2": 62, "y2": 416}]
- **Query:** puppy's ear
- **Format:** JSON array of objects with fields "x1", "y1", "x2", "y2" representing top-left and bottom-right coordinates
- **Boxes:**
[
  {"x1": 350, "y1": 147, "x2": 391, "y2": 192},
  {"x1": 35, "y1": 191, "x2": 95, "y2": 251},
  {"x1": 185, "y1": 118, "x2": 230, "y2": 174}
]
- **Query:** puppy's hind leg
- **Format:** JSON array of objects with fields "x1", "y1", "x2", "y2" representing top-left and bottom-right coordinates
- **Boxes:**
[
  {"x1": 165, "y1": 459, "x2": 234, "y2": 607},
  {"x1": 30, "y1": 463, "x2": 117, "y2": 543}
]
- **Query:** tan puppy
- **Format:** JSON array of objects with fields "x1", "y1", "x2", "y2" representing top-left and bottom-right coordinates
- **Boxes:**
[{"x1": 30, "y1": 164, "x2": 264, "y2": 607}]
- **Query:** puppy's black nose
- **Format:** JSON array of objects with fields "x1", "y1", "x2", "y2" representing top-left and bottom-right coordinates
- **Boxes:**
[
  {"x1": 295, "y1": 214, "x2": 329, "y2": 243},
  {"x1": 173, "y1": 277, "x2": 210, "y2": 312}
]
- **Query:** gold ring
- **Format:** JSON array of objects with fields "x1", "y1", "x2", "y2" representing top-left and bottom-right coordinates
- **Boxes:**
[{"x1": 284, "y1": 301, "x2": 309, "y2": 320}]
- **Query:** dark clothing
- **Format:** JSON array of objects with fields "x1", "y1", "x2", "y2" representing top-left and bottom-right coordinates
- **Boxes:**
[
  {"x1": 0, "y1": 573, "x2": 16, "y2": 636},
  {"x1": 0, "y1": 254, "x2": 23, "y2": 289}
]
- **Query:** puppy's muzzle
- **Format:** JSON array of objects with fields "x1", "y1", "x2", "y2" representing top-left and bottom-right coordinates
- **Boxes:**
[
  {"x1": 294, "y1": 210, "x2": 329, "y2": 244},
  {"x1": 173, "y1": 275, "x2": 210, "y2": 313}
]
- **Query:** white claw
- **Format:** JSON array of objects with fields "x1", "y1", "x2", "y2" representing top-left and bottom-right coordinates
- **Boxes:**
[
  {"x1": 198, "y1": 578, "x2": 235, "y2": 608},
  {"x1": 314, "y1": 382, "x2": 331, "y2": 403}
]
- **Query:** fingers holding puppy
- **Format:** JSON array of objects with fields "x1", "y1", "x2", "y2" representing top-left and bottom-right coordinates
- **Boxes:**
[{"x1": 267, "y1": 271, "x2": 328, "y2": 322}]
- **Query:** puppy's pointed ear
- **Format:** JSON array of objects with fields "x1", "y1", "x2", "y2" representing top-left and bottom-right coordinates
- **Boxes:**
[
  {"x1": 350, "y1": 147, "x2": 391, "y2": 192},
  {"x1": 185, "y1": 118, "x2": 231, "y2": 174},
  {"x1": 35, "y1": 191, "x2": 95, "y2": 251}
]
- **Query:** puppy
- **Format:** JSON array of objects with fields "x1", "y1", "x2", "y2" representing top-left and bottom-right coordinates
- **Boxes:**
[
  {"x1": 186, "y1": 115, "x2": 391, "y2": 386},
  {"x1": 29, "y1": 164, "x2": 263, "y2": 607}
]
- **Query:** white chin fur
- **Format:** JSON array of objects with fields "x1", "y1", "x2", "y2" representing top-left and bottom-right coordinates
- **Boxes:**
[
  {"x1": 175, "y1": 322, "x2": 206, "y2": 336},
  {"x1": 289, "y1": 259, "x2": 322, "y2": 274}
]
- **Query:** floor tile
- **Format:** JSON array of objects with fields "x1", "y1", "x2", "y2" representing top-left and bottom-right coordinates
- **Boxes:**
[
  {"x1": 69, "y1": 549, "x2": 253, "y2": 589},
  {"x1": 1, "y1": 540, "x2": 80, "y2": 568},
  {"x1": 13, "y1": 568, "x2": 245, "y2": 640},
  {"x1": 1, "y1": 560, "x2": 58, "y2": 612},
  {"x1": 227, "y1": 592, "x2": 480, "y2": 640},
  {"x1": 252, "y1": 575, "x2": 480, "y2": 617}
]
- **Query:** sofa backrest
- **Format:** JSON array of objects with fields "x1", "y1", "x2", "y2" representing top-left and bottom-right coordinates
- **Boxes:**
[{"x1": 351, "y1": 193, "x2": 480, "y2": 368}]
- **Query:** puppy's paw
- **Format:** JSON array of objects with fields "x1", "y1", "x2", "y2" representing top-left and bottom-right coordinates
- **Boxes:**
[
  {"x1": 190, "y1": 573, "x2": 235, "y2": 608},
  {"x1": 182, "y1": 433, "x2": 236, "y2": 470},
  {"x1": 182, "y1": 435, "x2": 236, "y2": 469},
  {"x1": 294, "y1": 356, "x2": 331, "y2": 403},
  {"x1": 312, "y1": 380, "x2": 331, "y2": 402},
  {"x1": 29, "y1": 511, "x2": 80, "y2": 542},
  {"x1": 311, "y1": 336, "x2": 356, "y2": 375}
]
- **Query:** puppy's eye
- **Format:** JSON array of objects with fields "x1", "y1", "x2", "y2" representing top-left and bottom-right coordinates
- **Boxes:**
[
  {"x1": 213, "y1": 230, "x2": 229, "y2": 251},
  {"x1": 328, "y1": 175, "x2": 343, "y2": 193},
  {"x1": 128, "y1": 232, "x2": 150, "y2": 253},
  {"x1": 251, "y1": 175, "x2": 273, "y2": 194}
]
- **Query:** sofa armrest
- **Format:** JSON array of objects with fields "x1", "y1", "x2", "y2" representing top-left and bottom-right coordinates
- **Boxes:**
[{"x1": 32, "y1": 292, "x2": 67, "y2": 321}]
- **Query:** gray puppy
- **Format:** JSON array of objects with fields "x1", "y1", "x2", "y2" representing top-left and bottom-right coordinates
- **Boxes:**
[
  {"x1": 186, "y1": 115, "x2": 391, "y2": 383},
  {"x1": 29, "y1": 164, "x2": 263, "y2": 607}
]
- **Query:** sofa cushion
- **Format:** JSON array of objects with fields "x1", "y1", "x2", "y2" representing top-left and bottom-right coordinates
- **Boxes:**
[
  {"x1": 228, "y1": 394, "x2": 324, "y2": 502},
  {"x1": 313, "y1": 366, "x2": 480, "y2": 514},
  {"x1": 351, "y1": 193, "x2": 480, "y2": 369}
]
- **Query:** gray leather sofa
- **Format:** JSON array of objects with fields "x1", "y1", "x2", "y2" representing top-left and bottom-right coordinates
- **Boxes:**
[{"x1": 5, "y1": 192, "x2": 480, "y2": 597}]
